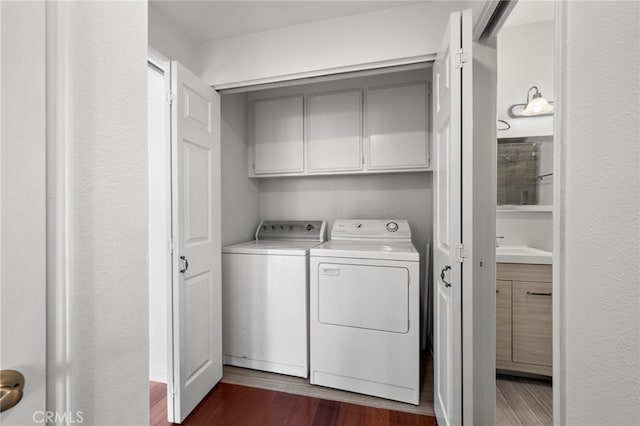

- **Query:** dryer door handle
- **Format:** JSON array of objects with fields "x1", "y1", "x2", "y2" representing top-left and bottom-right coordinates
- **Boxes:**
[{"x1": 320, "y1": 267, "x2": 340, "y2": 276}]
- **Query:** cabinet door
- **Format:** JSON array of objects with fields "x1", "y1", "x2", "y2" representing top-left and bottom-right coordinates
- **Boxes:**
[
  {"x1": 253, "y1": 95, "x2": 303, "y2": 174},
  {"x1": 307, "y1": 90, "x2": 362, "y2": 172},
  {"x1": 512, "y1": 281, "x2": 552, "y2": 366},
  {"x1": 367, "y1": 82, "x2": 428, "y2": 170},
  {"x1": 496, "y1": 280, "x2": 512, "y2": 362}
]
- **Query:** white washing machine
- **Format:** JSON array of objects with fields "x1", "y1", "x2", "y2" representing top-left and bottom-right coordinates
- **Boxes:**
[
  {"x1": 310, "y1": 219, "x2": 420, "y2": 405},
  {"x1": 222, "y1": 220, "x2": 326, "y2": 378}
]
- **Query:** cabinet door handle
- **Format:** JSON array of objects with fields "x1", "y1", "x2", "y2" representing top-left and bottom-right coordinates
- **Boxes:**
[
  {"x1": 526, "y1": 291, "x2": 552, "y2": 296},
  {"x1": 496, "y1": 289, "x2": 499, "y2": 293}
]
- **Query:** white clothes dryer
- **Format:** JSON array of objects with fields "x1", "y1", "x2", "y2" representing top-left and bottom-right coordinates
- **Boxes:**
[
  {"x1": 310, "y1": 219, "x2": 420, "y2": 405},
  {"x1": 222, "y1": 220, "x2": 326, "y2": 378}
]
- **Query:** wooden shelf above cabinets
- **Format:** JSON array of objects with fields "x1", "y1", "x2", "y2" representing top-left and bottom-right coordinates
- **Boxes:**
[{"x1": 247, "y1": 68, "x2": 431, "y2": 178}]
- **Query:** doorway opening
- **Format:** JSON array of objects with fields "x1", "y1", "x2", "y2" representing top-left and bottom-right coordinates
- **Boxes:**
[{"x1": 493, "y1": 2, "x2": 555, "y2": 424}]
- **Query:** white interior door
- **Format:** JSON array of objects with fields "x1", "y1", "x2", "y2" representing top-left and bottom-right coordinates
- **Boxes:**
[
  {"x1": 169, "y1": 61, "x2": 222, "y2": 423},
  {"x1": 433, "y1": 10, "x2": 469, "y2": 426},
  {"x1": 0, "y1": 2, "x2": 47, "y2": 424}
]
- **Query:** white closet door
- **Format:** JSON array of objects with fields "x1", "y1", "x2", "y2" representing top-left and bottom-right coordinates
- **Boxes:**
[
  {"x1": 170, "y1": 61, "x2": 222, "y2": 423},
  {"x1": 367, "y1": 82, "x2": 428, "y2": 170},
  {"x1": 307, "y1": 89, "x2": 362, "y2": 172},
  {"x1": 253, "y1": 95, "x2": 304, "y2": 174}
]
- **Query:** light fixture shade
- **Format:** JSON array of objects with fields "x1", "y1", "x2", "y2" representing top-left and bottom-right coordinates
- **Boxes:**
[{"x1": 521, "y1": 91, "x2": 554, "y2": 116}]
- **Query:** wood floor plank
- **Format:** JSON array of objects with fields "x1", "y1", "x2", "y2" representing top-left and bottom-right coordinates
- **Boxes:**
[
  {"x1": 149, "y1": 381, "x2": 436, "y2": 426},
  {"x1": 284, "y1": 392, "x2": 320, "y2": 425},
  {"x1": 389, "y1": 409, "x2": 420, "y2": 426},
  {"x1": 336, "y1": 401, "x2": 366, "y2": 426},
  {"x1": 496, "y1": 375, "x2": 552, "y2": 426},
  {"x1": 496, "y1": 382, "x2": 524, "y2": 426},
  {"x1": 261, "y1": 391, "x2": 298, "y2": 425},
  {"x1": 312, "y1": 399, "x2": 340, "y2": 425},
  {"x1": 362, "y1": 405, "x2": 391, "y2": 426}
]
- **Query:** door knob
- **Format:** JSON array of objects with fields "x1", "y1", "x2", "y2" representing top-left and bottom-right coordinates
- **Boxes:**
[
  {"x1": 0, "y1": 370, "x2": 25, "y2": 413},
  {"x1": 440, "y1": 265, "x2": 452, "y2": 287}
]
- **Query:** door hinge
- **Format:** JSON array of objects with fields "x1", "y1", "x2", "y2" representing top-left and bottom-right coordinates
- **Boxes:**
[
  {"x1": 455, "y1": 243, "x2": 469, "y2": 263},
  {"x1": 167, "y1": 384, "x2": 176, "y2": 398},
  {"x1": 455, "y1": 49, "x2": 467, "y2": 69},
  {"x1": 361, "y1": 156, "x2": 365, "y2": 165},
  {"x1": 168, "y1": 239, "x2": 175, "y2": 253},
  {"x1": 167, "y1": 92, "x2": 176, "y2": 104}
]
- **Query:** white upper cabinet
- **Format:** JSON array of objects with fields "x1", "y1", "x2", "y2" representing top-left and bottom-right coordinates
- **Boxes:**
[
  {"x1": 252, "y1": 95, "x2": 304, "y2": 174},
  {"x1": 367, "y1": 82, "x2": 428, "y2": 170},
  {"x1": 307, "y1": 89, "x2": 362, "y2": 173},
  {"x1": 249, "y1": 68, "x2": 430, "y2": 177}
]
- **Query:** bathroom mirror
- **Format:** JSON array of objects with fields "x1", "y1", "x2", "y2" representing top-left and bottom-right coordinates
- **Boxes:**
[{"x1": 497, "y1": 136, "x2": 553, "y2": 207}]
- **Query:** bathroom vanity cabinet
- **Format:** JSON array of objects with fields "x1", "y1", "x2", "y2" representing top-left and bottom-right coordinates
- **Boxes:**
[{"x1": 496, "y1": 263, "x2": 552, "y2": 376}]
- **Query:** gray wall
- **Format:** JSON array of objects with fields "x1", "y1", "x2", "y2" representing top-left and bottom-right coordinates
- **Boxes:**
[
  {"x1": 258, "y1": 173, "x2": 432, "y2": 288},
  {"x1": 221, "y1": 93, "x2": 261, "y2": 246}
]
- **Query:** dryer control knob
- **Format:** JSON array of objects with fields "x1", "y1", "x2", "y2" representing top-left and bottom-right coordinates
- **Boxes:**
[
  {"x1": 386, "y1": 221, "x2": 399, "y2": 232},
  {"x1": 305, "y1": 224, "x2": 314, "y2": 231}
]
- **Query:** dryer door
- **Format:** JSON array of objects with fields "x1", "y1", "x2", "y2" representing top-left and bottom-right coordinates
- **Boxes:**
[{"x1": 317, "y1": 263, "x2": 409, "y2": 333}]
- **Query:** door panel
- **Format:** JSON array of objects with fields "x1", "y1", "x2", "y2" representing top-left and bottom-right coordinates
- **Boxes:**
[
  {"x1": 308, "y1": 89, "x2": 362, "y2": 172},
  {"x1": 432, "y1": 11, "x2": 464, "y2": 426},
  {"x1": 367, "y1": 82, "x2": 428, "y2": 169},
  {"x1": 170, "y1": 61, "x2": 222, "y2": 423},
  {"x1": 253, "y1": 95, "x2": 304, "y2": 174},
  {"x1": 512, "y1": 281, "x2": 552, "y2": 366},
  {"x1": 0, "y1": 2, "x2": 47, "y2": 423},
  {"x1": 183, "y1": 141, "x2": 211, "y2": 244},
  {"x1": 496, "y1": 280, "x2": 512, "y2": 362},
  {"x1": 317, "y1": 263, "x2": 409, "y2": 333}
]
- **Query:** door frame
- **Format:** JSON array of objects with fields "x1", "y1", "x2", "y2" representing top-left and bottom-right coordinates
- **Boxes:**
[
  {"x1": 147, "y1": 48, "x2": 174, "y2": 386},
  {"x1": 477, "y1": 1, "x2": 563, "y2": 424},
  {"x1": 39, "y1": 2, "x2": 568, "y2": 424}
]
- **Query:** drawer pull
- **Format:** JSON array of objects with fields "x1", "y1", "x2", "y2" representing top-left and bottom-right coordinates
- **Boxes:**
[{"x1": 526, "y1": 291, "x2": 552, "y2": 296}]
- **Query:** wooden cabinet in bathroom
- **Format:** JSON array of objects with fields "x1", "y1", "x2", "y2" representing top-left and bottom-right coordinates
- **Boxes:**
[{"x1": 496, "y1": 263, "x2": 552, "y2": 376}]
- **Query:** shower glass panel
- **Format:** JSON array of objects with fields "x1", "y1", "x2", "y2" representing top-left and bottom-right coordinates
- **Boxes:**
[{"x1": 497, "y1": 136, "x2": 553, "y2": 206}]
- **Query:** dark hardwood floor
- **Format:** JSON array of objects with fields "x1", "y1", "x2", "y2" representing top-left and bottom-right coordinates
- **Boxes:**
[{"x1": 150, "y1": 381, "x2": 438, "y2": 426}]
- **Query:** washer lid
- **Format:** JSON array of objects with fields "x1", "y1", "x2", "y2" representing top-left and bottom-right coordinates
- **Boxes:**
[
  {"x1": 310, "y1": 240, "x2": 419, "y2": 262},
  {"x1": 222, "y1": 240, "x2": 323, "y2": 256}
]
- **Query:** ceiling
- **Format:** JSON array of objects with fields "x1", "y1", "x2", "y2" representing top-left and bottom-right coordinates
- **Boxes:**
[
  {"x1": 503, "y1": 0, "x2": 554, "y2": 28},
  {"x1": 151, "y1": 1, "x2": 426, "y2": 43}
]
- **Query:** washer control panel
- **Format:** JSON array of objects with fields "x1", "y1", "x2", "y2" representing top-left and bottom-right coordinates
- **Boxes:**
[{"x1": 255, "y1": 220, "x2": 326, "y2": 241}]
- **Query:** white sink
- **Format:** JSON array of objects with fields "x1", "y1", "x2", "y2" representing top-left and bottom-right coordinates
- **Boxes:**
[{"x1": 496, "y1": 245, "x2": 552, "y2": 264}]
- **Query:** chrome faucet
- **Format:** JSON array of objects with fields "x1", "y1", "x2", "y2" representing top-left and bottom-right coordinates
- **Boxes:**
[{"x1": 495, "y1": 236, "x2": 505, "y2": 247}]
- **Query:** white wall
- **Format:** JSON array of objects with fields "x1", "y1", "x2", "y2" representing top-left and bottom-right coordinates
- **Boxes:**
[
  {"x1": 496, "y1": 211, "x2": 553, "y2": 251},
  {"x1": 221, "y1": 94, "x2": 261, "y2": 246},
  {"x1": 47, "y1": 2, "x2": 149, "y2": 424},
  {"x1": 498, "y1": 21, "x2": 554, "y2": 138},
  {"x1": 198, "y1": 1, "x2": 484, "y2": 88},
  {"x1": 149, "y1": 3, "x2": 199, "y2": 73},
  {"x1": 557, "y1": 2, "x2": 640, "y2": 425},
  {"x1": 148, "y1": 66, "x2": 168, "y2": 383}
]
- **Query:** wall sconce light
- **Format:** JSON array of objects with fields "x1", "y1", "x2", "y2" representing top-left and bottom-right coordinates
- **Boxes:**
[{"x1": 509, "y1": 86, "x2": 554, "y2": 118}]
